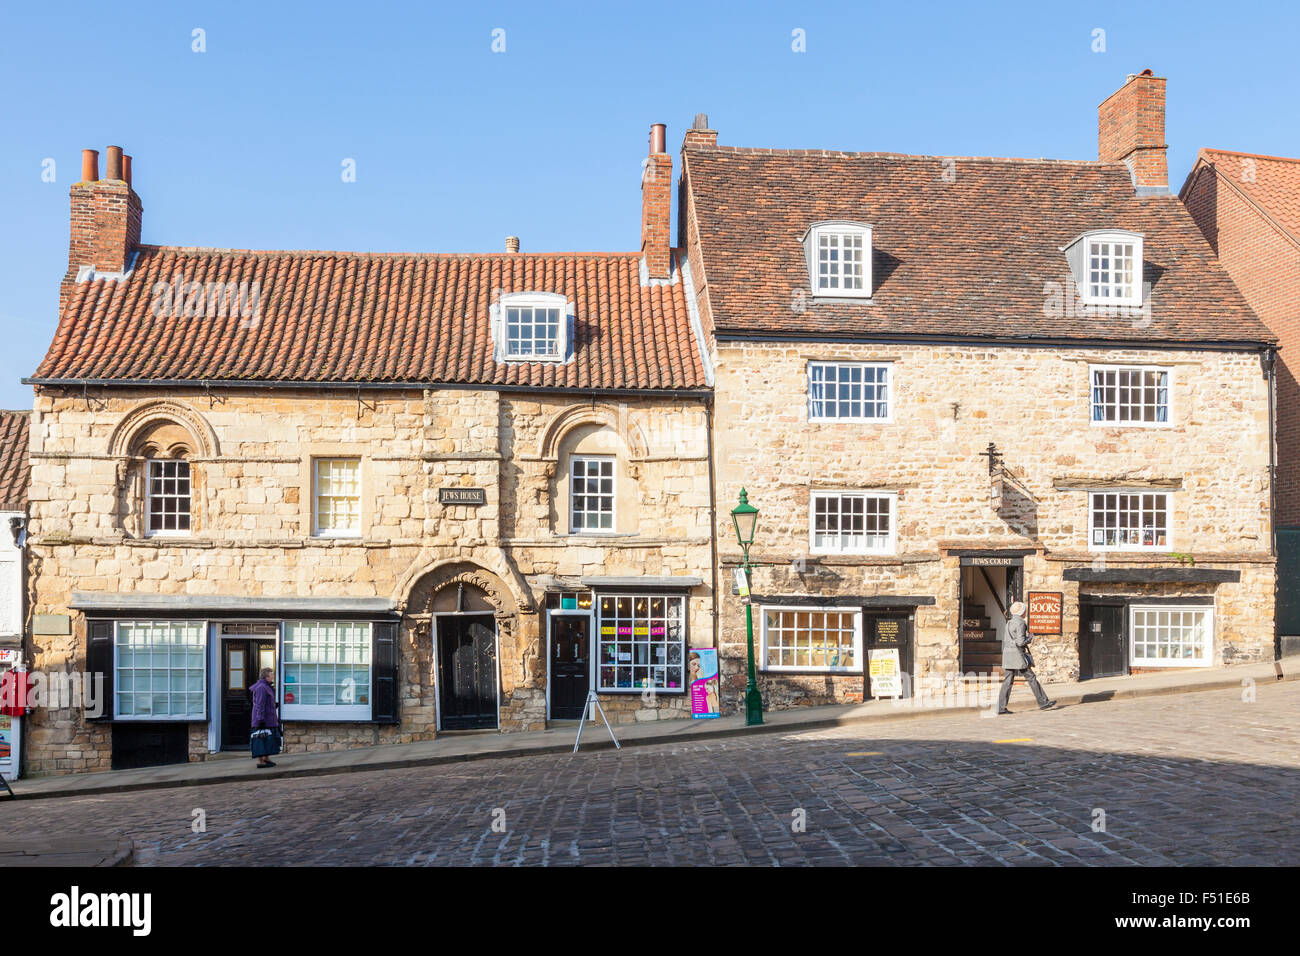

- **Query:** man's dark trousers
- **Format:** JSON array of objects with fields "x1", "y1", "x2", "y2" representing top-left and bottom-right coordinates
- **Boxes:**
[{"x1": 997, "y1": 667, "x2": 1051, "y2": 712}]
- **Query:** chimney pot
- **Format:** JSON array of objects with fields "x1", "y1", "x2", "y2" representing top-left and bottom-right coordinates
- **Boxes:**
[
  {"x1": 649, "y1": 123, "x2": 666, "y2": 155},
  {"x1": 692, "y1": 113, "x2": 709, "y2": 130},
  {"x1": 505, "y1": 235, "x2": 520, "y2": 253},
  {"x1": 123, "y1": 155, "x2": 133, "y2": 187},
  {"x1": 105, "y1": 145, "x2": 124, "y2": 181},
  {"x1": 80, "y1": 149, "x2": 100, "y2": 183}
]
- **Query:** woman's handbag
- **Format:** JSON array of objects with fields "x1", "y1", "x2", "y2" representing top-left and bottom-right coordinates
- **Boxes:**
[{"x1": 250, "y1": 726, "x2": 282, "y2": 758}]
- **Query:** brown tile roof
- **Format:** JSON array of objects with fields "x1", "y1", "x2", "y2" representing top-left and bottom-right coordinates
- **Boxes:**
[
  {"x1": 684, "y1": 146, "x2": 1275, "y2": 345},
  {"x1": 32, "y1": 249, "x2": 708, "y2": 391},
  {"x1": 0, "y1": 411, "x2": 30, "y2": 512},
  {"x1": 1185, "y1": 148, "x2": 1300, "y2": 243}
]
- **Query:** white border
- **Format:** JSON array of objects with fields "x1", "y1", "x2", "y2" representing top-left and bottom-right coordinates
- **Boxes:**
[
  {"x1": 802, "y1": 221, "x2": 873, "y2": 299},
  {"x1": 1129, "y1": 604, "x2": 1214, "y2": 667},
  {"x1": 112, "y1": 619, "x2": 209, "y2": 721},
  {"x1": 496, "y1": 292, "x2": 570, "y2": 363},
  {"x1": 806, "y1": 360, "x2": 895, "y2": 424},
  {"x1": 1087, "y1": 488, "x2": 1174, "y2": 553},
  {"x1": 808, "y1": 490, "x2": 898, "y2": 556},
  {"x1": 569, "y1": 453, "x2": 617, "y2": 534},
  {"x1": 759, "y1": 604, "x2": 864, "y2": 674},
  {"x1": 143, "y1": 458, "x2": 194, "y2": 538},
  {"x1": 1088, "y1": 363, "x2": 1173, "y2": 429},
  {"x1": 280, "y1": 620, "x2": 373, "y2": 721},
  {"x1": 312, "y1": 457, "x2": 363, "y2": 538}
]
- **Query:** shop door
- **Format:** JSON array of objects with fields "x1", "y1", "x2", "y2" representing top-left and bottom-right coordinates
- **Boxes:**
[
  {"x1": 864, "y1": 615, "x2": 912, "y2": 700},
  {"x1": 549, "y1": 614, "x2": 591, "y2": 719},
  {"x1": 221, "y1": 639, "x2": 277, "y2": 750},
  {"x1": 1079, "y1": 602, "x2": 1128, "y2": 679},
  {"x1": 438, "y1": 614, "x2": 498, "y2": 730}
]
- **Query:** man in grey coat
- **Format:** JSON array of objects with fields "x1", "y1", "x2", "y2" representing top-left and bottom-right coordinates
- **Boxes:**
[{"x1": 997, "y1": 601, "x2": 1057, "y2": 714}]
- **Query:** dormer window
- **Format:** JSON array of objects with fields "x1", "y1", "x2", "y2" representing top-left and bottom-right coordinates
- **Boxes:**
[
  {"x1": 803, "y1": 222, "x2": 872, "y2": 298},
  {"x1": 1062, "y1": 230, "x2": 1144, "y2": 308},
  {"x1": 495, "y1": 292, "x2": 569, "y2": 361}
]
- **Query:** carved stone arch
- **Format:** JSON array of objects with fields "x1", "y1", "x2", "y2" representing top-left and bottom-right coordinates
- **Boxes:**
[
  {"x1": 536, "y1": 403, "x2": 648, "y2": 462},
  {"x1": 394, "y1": 555, "x2": 532, "y2": 616},
  {"x1": 107, "y1": 400, "x2": 219, "y2": 458}
]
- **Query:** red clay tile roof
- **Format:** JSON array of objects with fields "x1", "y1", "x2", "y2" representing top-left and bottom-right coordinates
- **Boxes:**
[
  {"x1": 32, "y1": 249, "x2": 708, "y2": 391},
  {"x1": 1184, "y1": 148, "x2": 1300, "y2": 244},
  {"x1": 0, "y1": 411, "x2": 30, "y2": 512},
  {"x1": 684, "y1": 146, "x2": 1274, "y2": 345}
]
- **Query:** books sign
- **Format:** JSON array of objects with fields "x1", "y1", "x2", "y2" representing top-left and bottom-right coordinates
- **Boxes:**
[{"x1": 1027, "y1": 591, "x2": 1063, "y2": 635}]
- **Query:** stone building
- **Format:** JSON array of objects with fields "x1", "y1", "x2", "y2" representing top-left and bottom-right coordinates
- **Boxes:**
[
  {"x1": 1180, "y1": 147, "x2": 1300, "y2": 648},
  {"x1": 676, "y1": 71, "x2": 1279, "y2": 711},
  {"x1": 23, "y1": 139, "x2": 714, "y2": 774}
]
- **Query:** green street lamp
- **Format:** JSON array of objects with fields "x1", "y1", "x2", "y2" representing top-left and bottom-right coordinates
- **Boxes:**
[{"x1": 731, "y1": 488, "x2": 763, "y2": 725}]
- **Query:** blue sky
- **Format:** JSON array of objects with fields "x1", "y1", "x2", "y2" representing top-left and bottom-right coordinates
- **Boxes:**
[{"x1": 1, "y1": 0, "x2": 1297, "y2": 408}]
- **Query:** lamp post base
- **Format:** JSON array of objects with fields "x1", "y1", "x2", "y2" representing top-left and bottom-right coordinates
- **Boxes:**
[{"x1": 745, "y1": 686, "x2": 763, "y2": 726}]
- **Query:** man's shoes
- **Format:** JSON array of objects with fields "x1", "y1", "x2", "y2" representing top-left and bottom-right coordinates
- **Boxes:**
[
  {"x1": 997, "y1": 709, "x2": 1011, "y2": 715},
  {"x1": 1038, "y1": 700, "x2": 1057, "y2": 711},
  {"x1": 257, "y1": 760, "x2": 277, "y2": 768}
]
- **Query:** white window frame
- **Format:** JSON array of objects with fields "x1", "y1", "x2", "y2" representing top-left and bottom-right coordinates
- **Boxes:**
[
  {"x1": 1088, "y1": 490, "x2": 1172, "y2": 552},
  {"x1": 1130, "y1": 605, "x2": 1213, "y2": 668},
  {"x1": 570, "y1": 454, "x2": 616, "y2": 534},
  {"x1": 113, "y1": 619, "x2": 209, "y2": 721},
  {"x1": 145, "y1": 458, "x2": 193, "y2": 537},
  {"x1": 313, "y1": 457, "x2": 362, "y2": 538},
  {"x1": 807, "y1": 361, "x2": 893, "y2": 422},
  {"x1": 496, "y1": 292, "x2": 569, "y2": 362},
  {"x1": 1062, "y1": 230, "x2": 1143, "y2": 308},
  {"x1": 760, "y1": 605, "x2": 863, "y2": 673},
  {"x1": 1089, "y1": 364, "x2": 1172, "y2": 427},
  {"x1": 802, "y1": 221, "x2": 872, "y2": 299},
  {"x1": 280, "y1": 620, "x2": 373, "y2": 721},
  {"x1": 809, "y1": 491, "x2": 897, "y2": 555}
]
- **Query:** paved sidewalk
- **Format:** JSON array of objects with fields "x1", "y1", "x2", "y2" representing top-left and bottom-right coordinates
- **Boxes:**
[{"x1": 5, "y1": 655, "x2": 1293, "y2": 802}]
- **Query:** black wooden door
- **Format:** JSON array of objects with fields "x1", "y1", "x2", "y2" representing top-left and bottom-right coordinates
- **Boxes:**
[
  {"x1": 1079, "y1": 603, "x2": 1128, "y2": 679},
  {"x1": 222, "y1": 639, "x2": 276, "y2": 749},
  {"x1": 864, "y1": 615, "x2": 912, "y2": 700},
  {"x1": 438, "y1": 615, "x2": 498, "y2": 729},
  {"x1": 550, "y1": 615, "x2": 590, "y2": 719}
]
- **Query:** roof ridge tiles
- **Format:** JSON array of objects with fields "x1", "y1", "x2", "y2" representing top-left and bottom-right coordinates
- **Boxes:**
[
  {"x1": 136, "y1": 245, "x2": 654, "y2": 260},
  {"x1": 691, "y1": 145, "x2": 1126, "y2": 166}
]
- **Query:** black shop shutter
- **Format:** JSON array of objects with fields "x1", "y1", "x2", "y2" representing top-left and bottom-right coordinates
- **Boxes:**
[
  {"x1": 371, "y1": 621, "x2": 399, "y2": 724},
  {"x1": 86, "y1": 619, "x2": 115, "y2": 721}
]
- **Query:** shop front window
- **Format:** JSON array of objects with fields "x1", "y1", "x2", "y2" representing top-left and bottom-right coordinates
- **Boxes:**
[
  {"x1": 761, "y1": 607, "x2": 861, "y2": 672},
  {"x1": 597, "y1": 594, "x2": 686, "y2": 692},
  {"x1": 1130, "y1": 606, "x2": 1213, "y2": 667},
  {"x1": 282, "y1": 621, "x2": 373, "y2": 720},
  {"x1": 115, "y1": 621, "x2": 207, "y2": 719}
]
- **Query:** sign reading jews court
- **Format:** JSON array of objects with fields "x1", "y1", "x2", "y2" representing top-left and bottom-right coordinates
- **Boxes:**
[
  {"x1": 438, "y1": 487, "x2": 487, "y2": 506},
  {"x1": 1027, "y1": 591, "x2": 1063, "y2": 634}
]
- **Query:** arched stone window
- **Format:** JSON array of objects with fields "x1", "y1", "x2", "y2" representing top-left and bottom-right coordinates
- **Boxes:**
[
  {"x1": 535, "y1": 404, "x2": 649, "y2": 537},
  {"x1": 109, "y1": 402, "x2": 215, "y2": 537}
]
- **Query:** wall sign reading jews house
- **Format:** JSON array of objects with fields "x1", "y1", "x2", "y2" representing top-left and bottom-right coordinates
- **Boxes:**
[
  {"x1": 1027, "y1": 591, "x2": 1064, "y2": 635},
  {"x1": 438, "y1": 488, "x2": 487, "y2": 506}
]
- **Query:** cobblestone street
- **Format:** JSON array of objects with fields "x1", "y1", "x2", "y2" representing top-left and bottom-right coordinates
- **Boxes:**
[{"x1": 5, "y1": 683, "x2": 1298, "y2": 866}]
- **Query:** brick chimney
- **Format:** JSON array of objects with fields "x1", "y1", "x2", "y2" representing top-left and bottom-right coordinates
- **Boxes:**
[
  {"x1": 61, "y1": 144, "x2": 143, "y2": 315},
  {"x1": 682, "y1": 113, "x2": 717, "y2": 149},
  {"x1": 641, "y1": 123, "x2": 672, "y2": 279},
  {"x1": 1098, "y1": 69, "x2": 1168, "y2": 191}
]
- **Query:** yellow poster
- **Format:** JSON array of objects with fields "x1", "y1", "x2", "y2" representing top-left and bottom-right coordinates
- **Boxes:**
[{"x1": 868, "y1": 648, "x2": 902, "y2": 698}]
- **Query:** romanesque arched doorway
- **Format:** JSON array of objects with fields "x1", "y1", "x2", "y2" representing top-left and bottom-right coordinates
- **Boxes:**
[{"x1": 405, "y1": 563, "x2": 518, "y2": 731}]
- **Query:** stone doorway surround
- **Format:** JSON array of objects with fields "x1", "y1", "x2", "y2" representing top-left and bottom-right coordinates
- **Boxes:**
[{"x1": 398, "y1": 559, "x2": 544, "y2": 733}]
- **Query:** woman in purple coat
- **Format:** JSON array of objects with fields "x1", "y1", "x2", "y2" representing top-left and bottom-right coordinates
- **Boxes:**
[{"x1": 250, "y1": 667, "x2": 280, "y2": 768}]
